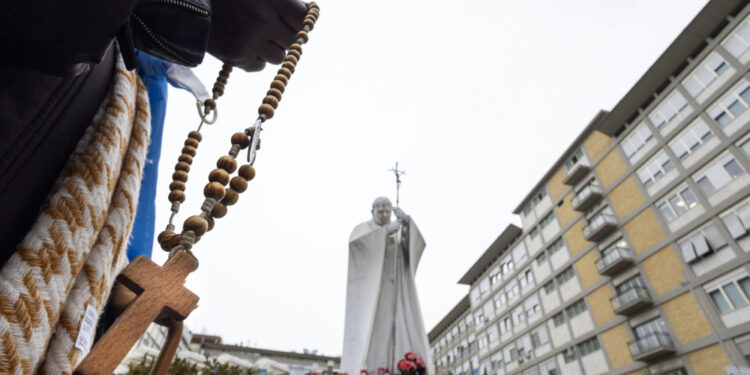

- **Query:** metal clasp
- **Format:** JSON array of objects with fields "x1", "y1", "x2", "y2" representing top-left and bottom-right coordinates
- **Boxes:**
[{"x1": 246, "y1": 117, "x2": 264, "y2": 165}]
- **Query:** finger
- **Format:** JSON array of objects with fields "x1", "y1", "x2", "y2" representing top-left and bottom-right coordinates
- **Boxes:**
[
  {"x1": 270, "y1": 22, "x2": 298, "y2": 49},
  {"x1": 275, "y1": 0, "x2": 308, "y2": 31},
  {"x1": 257, "y1": 41, "x2": 286, "y2": 64},
  {"x1": 236, "y1": 56, "x2": 266, "y2": 72}
]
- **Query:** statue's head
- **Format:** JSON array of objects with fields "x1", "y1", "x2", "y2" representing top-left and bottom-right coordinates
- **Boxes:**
[{"x1": 371, "y1": 196, "x2": 393, "y2": 226}]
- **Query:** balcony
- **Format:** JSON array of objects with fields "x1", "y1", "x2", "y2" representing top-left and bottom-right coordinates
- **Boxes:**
[
  {"x1": 611, "y1": 286, "x2": 652, "y2": 315},
  {"x1": 563, "y1": 161, "x2": 591, "y2": 186},
  {"x1": 628, "y1": 332, "x2": 676, "y2": 361},
  {"x1": 595, "y1": 246, "x2": 634, "y2": 276},
  {"x1": 572, "y1": 184, "x2": 603, "y2": 212},
  {"x1": 583, "y1": 213, "x2": 618, "y2": 241}
]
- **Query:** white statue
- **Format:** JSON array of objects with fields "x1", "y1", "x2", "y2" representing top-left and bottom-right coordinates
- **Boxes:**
[{"x1": 342, "y1": 197, "x2": 433, "y2": 375}]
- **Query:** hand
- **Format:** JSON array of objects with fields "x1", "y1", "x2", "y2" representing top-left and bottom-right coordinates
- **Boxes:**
[
  {"x1": 207, "y1": 0, "x2": 308, "y2": 72},
  {"x1": 386, "y1": 222, "x2": 400, "y2": 235},
  {"x1": 394, "y1": 207, "x2": 410, "y2": 224}
]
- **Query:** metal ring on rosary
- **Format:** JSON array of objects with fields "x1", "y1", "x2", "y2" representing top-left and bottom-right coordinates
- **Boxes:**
[
  {"x1": 246, "y1": 118, "x2": 263, "y2": 165},
  {"x1": 195, "y1": 100, "x2": 218, "y2": 125}
]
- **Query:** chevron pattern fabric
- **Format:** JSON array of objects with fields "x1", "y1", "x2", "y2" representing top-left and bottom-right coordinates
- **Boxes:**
[{"x1": 0, "y1": 49, "x2": 151, "y2": 374}]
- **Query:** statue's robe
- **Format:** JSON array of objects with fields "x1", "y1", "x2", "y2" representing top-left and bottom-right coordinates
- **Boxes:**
[{"x1": 342, "y1": 218, "x2": 433, "y2": 375}]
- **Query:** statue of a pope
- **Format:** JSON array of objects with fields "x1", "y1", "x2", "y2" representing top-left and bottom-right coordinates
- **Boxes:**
[{"x1": 341, "y1": 197, "x2": 433, "y2": 375}]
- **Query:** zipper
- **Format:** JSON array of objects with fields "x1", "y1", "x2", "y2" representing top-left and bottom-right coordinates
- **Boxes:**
[
  {"x1": 132, "y1": 14, "x2": 193, "y2": 66},
  {"x1": 138, "y1": 0, "x2": 209, "y2": 16}
]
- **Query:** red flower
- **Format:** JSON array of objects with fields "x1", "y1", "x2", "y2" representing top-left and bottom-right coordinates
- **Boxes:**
[
  {"x1": 415, "y1": 358, "x2": 425, "y2": 371},
  {"x1": 398, "y1": 360, "x2": 416, "y2": 374},
  {"x1": 404, "y1": 352, "x2": 419, "y2": 362}
]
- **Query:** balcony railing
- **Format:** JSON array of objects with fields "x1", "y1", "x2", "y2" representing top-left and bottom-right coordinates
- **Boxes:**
[
  {"x1": 572, "y1": 184, "x2": 603, "y2": 211},
  {"x1": 628, "y1": 332, "x2": 675, "y2": 361},
  {"x1": 583, "y1": 213, "x2": 618, "y2": 241},
  {"x1": 611, "y1": 286, "x2": 652, "y2": 315},
  {"x1": 563, "y1": 160, "x2": 591, "y2": 186},
  {"x1": 595, "y1": 246, "x2": 634, "y2": 276}
]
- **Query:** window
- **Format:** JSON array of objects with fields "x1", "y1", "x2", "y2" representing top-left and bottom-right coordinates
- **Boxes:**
[
  {"x1": 512, "y1": 242, "x2": 527, "y2": 264},
  {"x1": 669, "y1": 118, "x2": 714, "y2": 160},
  {"x1": 478, "y1": 278, "x2": 490, "y2": 296},
  {"x1": 525, "y1": 295, "x2": 541, "y2": 317},
  {"x1": 478, "y1": 334, "x2": 489, "y2": 349},
  {"x1": 707, "y1": 80, "x2": 750, "y2": 127},
  {"x1": 543, "y1": 280, "x2": 556, "y2": 295},
  {"x1": 564, "y1": 299, "x2": 587, "y2": 318},
  {"x1": 522, "y1": 203, "x2": 533, "y2": 216},
  {"x1": 565, "y1": 148, "x2": 584, "y2": 171},
  {"x1": 707, "y1": 273, "x2": 750, "y2": 313},
  {"x1": 721, "y1": 200, "x2": 750, "y2": 240},
  {"x1": 682, "y1": 52, "x2": 730, "y2": 97},
  {"x1": 530, "y1": 325, "x2": 550, "y2": 347},
  {"x1": 493, "y1": 290, "x2": 507, "y2": 309},
  {"x1": 740, "y1": 138, "x2": 750, "y2": 158},
  {"x1": 489, "y1": 268, "x2": 501, "y2": 286},
  {"x1": 634, "y1": 317, "x2": 669, "y2": 340},
  {"x1": 547, "y1": 237, "x2": 565, "y2": 255},
  {"x1": 576, "y1": 336, "x2": 601, "y2": 357},
  {"x1": 518, "y1": 269, "x2": 533, "y2": 289},
  {"x1": 529, "y1": 227, "x2": 539, "y2": 239},
  {"x1": 540, "y1": 212, "x2": 555, "y2": 229},
  {"x1": 475, "y1": 311, "x2": 485, "y2": 326},
  {"x1": 637, "y1": 150, "x2": 675, "y2": 188},
  {"x1": 678, "y1": 223, "x2": 727, "y2": 263},
  {"x1": 657, "y1": 184, "x2": 699, "y2": 222},
  {"x1": 552, "y1": 312, "x2": 566, "y2": 327},
  {"x1": 534, "y1": 188, "x2": 548, "y2": 204},
  {"x1": 499, "y1": 316, "x2": 512, "y2": 335},
  {"x1": 506, "y1": 280, "x2": 519, "y2": 299},
  {"x1": 500, "y1": 257, "x2": 514, "y2": 276},
  {"x1": 621, "y1": 122, "x2": 653, "y2": 159},
  {"x1": 562, "y1": 348, "x2": 577, "y2": 363},
  {"x1": 556, "y1": 266, "x2": 575, "y2": 285},
  {"x1": 648, "y1": 90, "x2": 688, "y2": 130},
  {"x1": 694, "y1": 152, "x2": 746, "y2": 196},
  {"x1": 538, "y1": 359, "x2": 558, "y2": 375},
  {"x1": 536, "y1": 251, "x2": 547, "y2": 266},
  {"x1": 616, "y1": 275, "x2": 646, "y2": 294},
  {"x1": 722, "y1": 15, "x2": 750, "y2": 58},
  {"x1": 512, "y1": 305, "x2": 526, "y2": 325}
]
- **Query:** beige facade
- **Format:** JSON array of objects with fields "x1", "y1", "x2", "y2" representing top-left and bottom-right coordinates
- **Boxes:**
[{"x1": 429, "y1": 2, "x2": 750, "y2": 374}]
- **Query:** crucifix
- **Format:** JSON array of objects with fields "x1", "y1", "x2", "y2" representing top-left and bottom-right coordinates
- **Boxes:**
[
  {"x1": 75, "y1": 251, "x2": 199, "y2": 374},
  {"x1": 388, "y1": 162, "x2": 406, "y2": 207}
]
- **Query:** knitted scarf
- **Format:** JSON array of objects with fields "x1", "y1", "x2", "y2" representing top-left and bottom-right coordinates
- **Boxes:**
[{"x1": 0, "y1": 50, "x2": 151, "y2": 374}]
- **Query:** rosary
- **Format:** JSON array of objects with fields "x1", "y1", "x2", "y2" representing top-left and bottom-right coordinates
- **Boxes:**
[{"x1": 76, "y1": 3, "x2": 319, "y2": 373}]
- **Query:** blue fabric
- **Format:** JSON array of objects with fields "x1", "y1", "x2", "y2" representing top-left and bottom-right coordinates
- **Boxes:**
[{"x1": 128, "y1": 52, "x2": 169, "y2": 260}]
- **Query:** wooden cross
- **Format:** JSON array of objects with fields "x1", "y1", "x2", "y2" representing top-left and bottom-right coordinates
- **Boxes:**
[{"x1": 76, "y1": 250, "x2": 199, "y2": 375}]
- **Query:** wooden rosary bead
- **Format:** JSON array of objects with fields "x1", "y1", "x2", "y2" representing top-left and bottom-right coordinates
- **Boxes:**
[
  {"x1": 238, "y1": 165, "x2": 256, "y2": 181},
  {"x1": 169, "y1": 181, "x2": 186, "y2": 191},
  {"x1": 230, "y1": 176, "x2": 248, "y2": 193},
  {"x1": 271, "y1": 80, "x2": 286, "y2": 93},
  {"x1": 263, "y1": 95, "x2": 279, "y2": 109},
  {"x1": 206, "y1": 216, "x2": 215, "y2": 231},
  {"x1": 258, "y1": 103, "x2": 275, "y2": 119},
  {"x1": 307, "y1": 2, "x2": 319, "y2": 10},
  {"x1": 267, "y1": 88, "x2": 283, "y2": 100},
  {"x1": 188, "y1": 131, "x2": 202, "y2": 142},
  {"x1": 169, "y1": 190, "x2": 186, "y2": 203},
  {"x1": 287, "y1": 49, "x2": 301, "y2": 61},
  {"x1": 231, "y1": 132, "x2": 250, "y2": 149},
  {"x1": 181, "y1": 146, "x2": 196, "y2": 156},
  {"x1": 285, "y1": 54, "x2": 299, "y2": 65},
  {"x1": 296, "y1": 31, "x2": 309, "y2": 43},
  {"x1": 222, "y1": 188, "x2": 239, "y2": 205},
  {"x1": 278, "y1": 67, "x2": 292, "y2": 79},
  {"x1": 274, "y1": 74, "x2": 289, "y2": 85},
  {"x1": 208, "y1": 168, "x2": 230, "y2": 185},
  {"x1": 303, "y1": 18, "x2": 315, "y2": 31},
  {"x1": 175, "y1": 162, "x2": 191, "y2": 172},
  {"x1": 211, "y1": 201, "x2": 227, "y2": 218},
  {"x1": 217, "y1": 156, "x2": 237, "y2": 173},
  {"x1": 184, "y1": 215, "x2": 208, "y2": 237},
  {"x1": 172, "y1": 170, "x2": 188, "y2": 182},
  {"x1": 282, "y1": 61, "x2": 296, "y2": 73},
  {"x1": 157, "y1": 230, "x2": 176, "y2": 250},
  {"x1": 178, "y1": 154, "x2": 193, "y2": 164},
  {"x1": 204, "y1": 181, "x2": 226, "y2": 200},
  {"x1": 290, "y1": 43, "x2": 302, "y2": 52},
  {"x1": 185, "y1": 138, "x2": 200, "y2": 148},
  {"x1": 203, "y1": 98, "x2": 216, "y2": 110}
]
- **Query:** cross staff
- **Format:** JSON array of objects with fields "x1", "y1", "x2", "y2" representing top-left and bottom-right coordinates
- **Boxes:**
[
  {"x1": 389, "y1": 162, "x2": 406, "y2": 206},
  {"x1": 76, "y1": 251, "x2": 199, "y2": 374}
]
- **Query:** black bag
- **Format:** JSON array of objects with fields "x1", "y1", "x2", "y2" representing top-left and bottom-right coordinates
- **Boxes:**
[{"x1": 119, "y1": 0, "x2": 211, "y2": 69}]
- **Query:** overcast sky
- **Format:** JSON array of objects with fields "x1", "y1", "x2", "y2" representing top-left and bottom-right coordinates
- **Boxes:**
[{"x1": 150, "y1": 0, "x2": 710, "y2": 357}]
